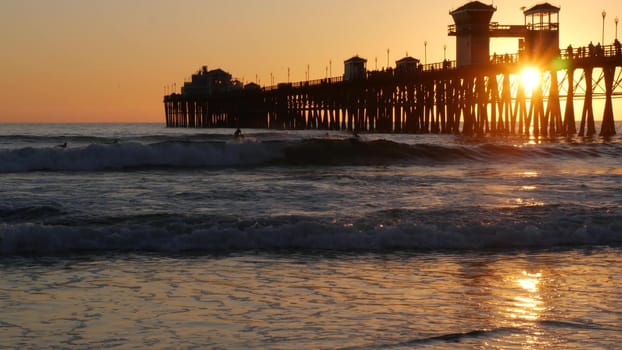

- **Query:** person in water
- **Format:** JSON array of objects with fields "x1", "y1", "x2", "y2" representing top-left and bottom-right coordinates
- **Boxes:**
[{"x1": 234, "y1": 128, "x2": 242, "y2": 137}]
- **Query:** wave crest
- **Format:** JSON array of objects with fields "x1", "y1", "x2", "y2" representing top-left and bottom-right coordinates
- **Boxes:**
[
  {"x1": 2, "y1": 206, "x2": 621, "y2": 255},
  {"x1": 0, "y1": 138, "x2": 615, "y2": 173}
]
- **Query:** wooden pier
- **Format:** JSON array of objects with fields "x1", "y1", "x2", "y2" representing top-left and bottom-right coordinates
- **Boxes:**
[{"x1": 164, "y1": 3, "x2": 622, "y2": 137}]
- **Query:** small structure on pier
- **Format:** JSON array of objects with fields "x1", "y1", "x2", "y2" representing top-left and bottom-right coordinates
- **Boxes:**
[
  {"x1": 395, "y1": 56, "x2": 420, "y2": 73},
  {"x1": 344, "y1": 56, "x2": 367, "y2": 80},
  {"x1": 244, "y1": 82, "x2": 262, "y2": 91}
]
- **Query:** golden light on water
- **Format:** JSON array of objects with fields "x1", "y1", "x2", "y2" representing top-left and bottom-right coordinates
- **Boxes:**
[
  {"x1": 521, "y1": 171, "x2": 539, "y2": 178},
  {"x1": 508, "y1": 271, "x2": 544, "y2": 322},
  {"x1": 514, "y1": 171, "x2": 544, "y2": 207},
  {"x1": 517, "y1": 271, "x2": 542, "y2": 293},
  {"x1": 513, "y1": 198, "x2": 545, "y2": 207}
]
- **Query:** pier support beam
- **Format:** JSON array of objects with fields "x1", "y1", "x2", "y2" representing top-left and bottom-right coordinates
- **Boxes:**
[
  {"x1": 579, "y1": 67, "x2": 596, "y2": 137},
  {"x1": 563, "y1": 68, "x2": 577, "y2": 135},
  {"x1": 546, "y1": 70, "x2": 563, "y2": 136},
  {"x1": 514, "y1": 81, "x2": 527, "y2": 135},
  {"x1": 600, "y1": 66, "x2": 617, "y2": 137}
]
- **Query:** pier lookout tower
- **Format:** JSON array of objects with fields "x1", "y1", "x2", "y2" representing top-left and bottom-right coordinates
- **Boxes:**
[
  {"x1": 522, "y1": 3, "x2": 560, "y2": 66},
  {"x1": 448, "y1": 1, "x2": 561, "y2": 67},
  {"x1": 448, "y1": 1, "x2": 496, "y2": 67}
]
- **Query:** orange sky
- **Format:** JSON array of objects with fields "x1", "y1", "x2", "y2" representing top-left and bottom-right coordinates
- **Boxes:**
[{"x1": 1, "y1": 0, "x2": 621, "y2": 123}]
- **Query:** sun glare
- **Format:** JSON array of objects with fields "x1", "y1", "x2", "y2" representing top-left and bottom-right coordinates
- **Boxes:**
[{"x1": 521, "y1": 67, "x2": 541, "y2": 91}]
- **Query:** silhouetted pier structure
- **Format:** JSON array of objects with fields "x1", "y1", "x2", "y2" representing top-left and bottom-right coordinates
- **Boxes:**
[{"x1": 164, "y1": 2, "x2": 622, "y2": 137}]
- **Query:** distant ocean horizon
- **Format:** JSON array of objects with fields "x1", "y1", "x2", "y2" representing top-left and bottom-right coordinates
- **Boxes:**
[{"x1": 1, "y1": 122, "x2": 621, "y2": 348}]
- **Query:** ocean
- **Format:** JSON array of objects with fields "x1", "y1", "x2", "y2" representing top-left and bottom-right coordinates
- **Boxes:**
[{"x1": 1, "y1": 123, "x2": 621, "y2": 349}]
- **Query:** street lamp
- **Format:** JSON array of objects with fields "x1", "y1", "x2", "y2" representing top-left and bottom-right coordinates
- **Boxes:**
[
  {"x1": 424, "y1": 41, "x2": 428, "y2": 65},
  {"x1": 386, "y1": 48, "x2": 390, "y2": 69},
  {"x1": 443, "y1": 44, "x2": 447, "y2": 61},
  {"x1": 616, "y1": 17, "x2": 619, "y2": 41},
  {"x1": 602, "y1": 10, "x2": 606, "y2": 44}
]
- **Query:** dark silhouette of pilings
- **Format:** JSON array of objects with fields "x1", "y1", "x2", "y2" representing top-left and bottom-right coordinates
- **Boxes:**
[{"x1": 164, "y1": 44, "x2": 622, "y2": 137}]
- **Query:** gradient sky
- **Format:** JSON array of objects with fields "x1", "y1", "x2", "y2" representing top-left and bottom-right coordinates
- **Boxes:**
[{"x1": 1, "y1": 0, "x2": 621, "y2": 123}]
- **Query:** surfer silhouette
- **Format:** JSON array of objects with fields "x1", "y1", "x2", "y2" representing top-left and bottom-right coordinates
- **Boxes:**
[
  {"x1": 234, "y1": 128, "x2": 243, "y2": 138},
  {"x1": 56, "y1": 141, "x2": 67, "y2": 149}
]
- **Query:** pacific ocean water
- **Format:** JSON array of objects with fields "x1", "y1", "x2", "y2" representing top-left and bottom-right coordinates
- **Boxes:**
[{"x1": 1, "y1": 123, "x2": 621, "y2": 349}]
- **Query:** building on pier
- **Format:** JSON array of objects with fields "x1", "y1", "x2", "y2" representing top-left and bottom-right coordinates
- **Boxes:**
[{"x1": 180, "y1": 66, "x2": 242, "y2": 96}]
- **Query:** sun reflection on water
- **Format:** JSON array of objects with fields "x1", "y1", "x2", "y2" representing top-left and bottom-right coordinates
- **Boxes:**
[
  {"x1": 509, "y1": 271, "x2": 544, "y2": 322},
  {"x1": 520, "y1": 171, "x2": 539, "y2": 178}
]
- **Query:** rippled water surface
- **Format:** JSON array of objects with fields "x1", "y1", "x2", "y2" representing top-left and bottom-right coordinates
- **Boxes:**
[
  {"x1": 2, "y1": 123, "x2": 622, "y2": 348},
  {"x1": 2, "y1": 250, "x2": 621, "y2": 349}
]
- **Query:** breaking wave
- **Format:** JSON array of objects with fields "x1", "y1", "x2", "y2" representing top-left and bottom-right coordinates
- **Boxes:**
[
  {"x1": 0, "y1": 137, "x2": 616, "y2": 173},
  {"x1": 1, "y1": 204, "x2": 621, "y2": 255}
]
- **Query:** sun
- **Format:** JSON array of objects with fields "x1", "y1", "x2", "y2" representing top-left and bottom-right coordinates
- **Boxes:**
[{"x1": 521, "y1": 67, "x2": 540, "y2": 91}]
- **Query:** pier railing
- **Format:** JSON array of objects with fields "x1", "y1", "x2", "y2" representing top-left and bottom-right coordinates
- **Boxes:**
[{"x1": 249, "y1": 43, "x2": 622, "y2": 92}]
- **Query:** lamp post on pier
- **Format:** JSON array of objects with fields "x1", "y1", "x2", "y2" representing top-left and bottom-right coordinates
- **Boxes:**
[
  {"x1": 443, "y1": 44, "x2": 447, "y2": 61},
  {"x1": 386, "y1": 48, "x2": 390, "y2": 69},
  {"x1": 602, "y1": 10, "x2": 607, "y2": 44},
  {"x1": 424, "y1": 41, "x2": 428, "y2": 65},
  {"x1": 616, "y1": 17, "x2": 619, "y2": 41}
]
